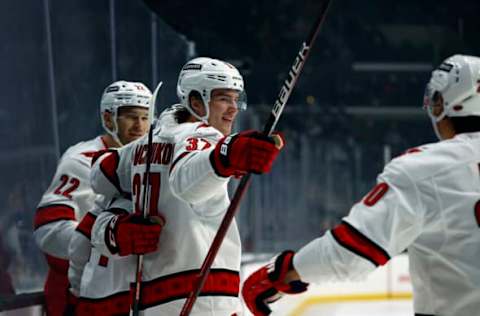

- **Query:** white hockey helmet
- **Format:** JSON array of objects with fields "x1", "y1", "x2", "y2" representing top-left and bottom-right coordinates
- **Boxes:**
[
  {"x1": 100, "y1": 80, "x2": 152, "y2": 145},
  {"x1": 176, "y1": 57, "x2": 247, "y2": 123},
  {"x1": 424, "y1": 54, "x2": 480, "y2": 122}
]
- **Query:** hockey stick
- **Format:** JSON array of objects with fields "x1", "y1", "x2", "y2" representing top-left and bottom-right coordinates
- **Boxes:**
[
  {"x1": 131, "y1": 81, "x2": 163, "y2": 316},
  {"x1": 179, "y1": 1, "x2": 333, "y2": 315}
]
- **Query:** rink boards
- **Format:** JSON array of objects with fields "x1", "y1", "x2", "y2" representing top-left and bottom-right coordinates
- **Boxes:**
[{"x1": 240, "y1": 253, "x2": 413, "y2": 316}]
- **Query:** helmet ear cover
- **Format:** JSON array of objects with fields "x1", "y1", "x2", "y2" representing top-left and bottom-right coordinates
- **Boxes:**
[
  {"x1": 187, "y1": 90, "x2": 205, "y2": 116},
  {"x1": 176, "y1": 57, "x2": 247, "y2": 123},
  {"x1": 101, "y1": 110, "x2": 115, "y2": 130}
]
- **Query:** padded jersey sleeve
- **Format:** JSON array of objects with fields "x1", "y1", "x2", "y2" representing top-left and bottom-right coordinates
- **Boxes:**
[
  {"x1": 34, "y1": 156, "x2": 92, "y2": 258},
  {"x1": 294, "y1": 158, "x2": 426, "y2": 284},
  {"x1": 169, "y1": 125, "x2": 230, "y2": 205},
  {"x1": 89, "y1": 205, "x2": 126, "y2": 259},
  {"x1": 68, "y1": 195, "x2": 110, "y2": 296},
  {"x1": 89, "y1": 196, "x2": 134, "y2": 258},
  {"x1": 90, "y1": 142, "x2": 137, "y2": 201}
]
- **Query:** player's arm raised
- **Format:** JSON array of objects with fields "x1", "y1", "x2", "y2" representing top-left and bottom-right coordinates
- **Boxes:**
[
  {"x1": 169, "y1": 128, "x2": 283, "y2": 205},
  {"x1": 243, "y1": 161, "x2": 426, "y2": 315}
]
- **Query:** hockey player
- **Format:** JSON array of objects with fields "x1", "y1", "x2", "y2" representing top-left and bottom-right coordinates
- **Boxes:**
[
  {"x1": 242, "y1": 54, "x2": 480, "y2": 316},
  {"x1": 89, "y1": 57, "x2": 284, "y2": 315},
  {"x1": 72, "y1": 196, "x2": 142, "y2": 316},
  {"x1": 73, "y1": 108, "x2": 175, "y2": 316},
  {"x1": 33, "y1": 80, "x2": 152, "y2": 316}
]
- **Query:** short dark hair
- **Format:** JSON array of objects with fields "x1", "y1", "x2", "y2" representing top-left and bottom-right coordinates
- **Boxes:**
[
  {"x1": 174, "y1": 91, "x2": 203, "y2": 123},
  {"x1": 450, "y1": 116, "x2": 480, "y2": 134},
  {"x1": 174, "y1": 107, "x2": 191, "y2": 123}
]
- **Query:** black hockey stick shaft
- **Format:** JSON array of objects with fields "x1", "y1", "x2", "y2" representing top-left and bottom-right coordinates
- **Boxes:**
[
  {"x1": 179, "y1": 1, "x2": 333, "y2": 315},
  {"x1": 131, "y1": 124, "x2": 153, "y2": 316},
  {"x1": 131, "y1": 82, "x2": 162, "y2": 316}
]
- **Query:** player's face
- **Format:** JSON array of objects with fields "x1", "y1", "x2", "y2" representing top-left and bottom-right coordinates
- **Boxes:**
[
  {"x1": 208, "y1": 89, "x2": 240, "y2": 135},
  {"x1": 116, "y1": 106, "x2": 149, "y2": 144}
]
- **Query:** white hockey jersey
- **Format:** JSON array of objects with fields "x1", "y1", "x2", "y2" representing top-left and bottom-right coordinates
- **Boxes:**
[
  {"x1": 34, "y1": 136, "x2": 107, "y2": 262},
  {"x1": 33, "y1": 136, "x2": 108, "y2": 315},
  {"x1": 68, "y1": 196, "x2": 103, "y2": 298},
  {"x1": 90, "y1": 115, "x2": 242, "y2": 315},
  {"x1": 72, "y1": 197, "x2": 135, "y2": 315},
  {"x1": 293, "y1": 132, "x2": 480, "y2": 316}
]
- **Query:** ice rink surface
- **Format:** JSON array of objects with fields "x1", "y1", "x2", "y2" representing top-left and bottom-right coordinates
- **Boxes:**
[
  {"x1": 280, "y1": 299, "x2": 413, "y2": 316},
  {"x1": 242, "y1": 254, "x2": 414, "y2": 316}
]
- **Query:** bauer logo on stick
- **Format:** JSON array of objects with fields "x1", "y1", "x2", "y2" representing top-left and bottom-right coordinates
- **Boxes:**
[{"x1": 272, "y1": 42, "x2": 310, "y2": 120}]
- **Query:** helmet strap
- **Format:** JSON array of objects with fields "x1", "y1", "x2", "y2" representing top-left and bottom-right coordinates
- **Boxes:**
[
  {"x1": 186, "y1": 96, "x2": 210, "y2": 125},
  {"x1": 430, "y1": 117, "x2": 444, "y2": 141},
  {"x1": 102, "y1": 108, "x2": 124, "y2": 146},
  {"x1": 110, "y1": 119, "x2": 124, "y2": 146}
]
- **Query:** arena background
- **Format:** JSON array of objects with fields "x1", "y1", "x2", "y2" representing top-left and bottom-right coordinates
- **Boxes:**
[{"x1": 1, "y1": 0, "x2": 479, "y2": 314}]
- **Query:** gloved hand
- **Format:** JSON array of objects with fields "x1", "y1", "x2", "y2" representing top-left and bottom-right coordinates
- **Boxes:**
[
  {"x1": 105, "y1": 211, "x2": 164, "y2": 256},
  {"x1": 242, "y1": 250, "x2": 308, "y2": 316},
  {"x1": 210, "y1": 130, "x2": 285, "y2": 177}
]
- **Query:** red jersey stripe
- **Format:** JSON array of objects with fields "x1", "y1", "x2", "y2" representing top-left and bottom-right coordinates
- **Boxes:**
[
  {"x1": 34, "y1": 204, "x2": 75, "y2": 229},
  {"x1": 76, "y1": 291, "x2": 131, "y2": 316},
  {"x1": 331, "y1": 221, "x2": 390, "y2": 267},
  {"x1": 474, "y1": 200, "x2": 480, "y2": 227},
  {"x1": 90, "y1": 149, "x2": 112, "y2": 166},
  {"x1": 99, "y1": 151, "x2": 123, "y2": 194},
  {"x1": 76, "y1": 212, "x2": 97, "y2": 239},
  {"x1": 45, "y1": 254, "x2": 69, "y2": 274},
  {"x1": 169, "y1": 151, "x2": 191, "y2": 175},
  {"x1": 139, "y1": 269, "x2": 239, "y2": 310}
]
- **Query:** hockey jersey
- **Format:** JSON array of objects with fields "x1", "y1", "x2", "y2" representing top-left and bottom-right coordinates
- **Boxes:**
[
  {"x1": 90, "y1": 114, "x2": 242, "y2": 315},
  {"x1": 33, "y1": 136, "x2": 107, "y2": 316},
  {"x1": 72, "y1": 197, "x2": 135, "y2": 315},
  {"x1": 293, "y1": 132, "x2": 480, "y2": 316}
]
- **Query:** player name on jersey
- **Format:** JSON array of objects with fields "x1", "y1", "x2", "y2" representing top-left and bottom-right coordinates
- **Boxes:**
[{"x1": 133, "y1": 142, "x2": 174, "y2": 166}]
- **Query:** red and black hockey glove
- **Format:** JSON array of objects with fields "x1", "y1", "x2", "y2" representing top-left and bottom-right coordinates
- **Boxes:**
[
  {"x1": 210, "y1": 130, "x2": 285, "y2": 177},
  {"x1": 242, "y1": 250, "x2": 308, "y2": 316},
  {"x1": 105, "y1": 212, "x2": 164, "y2": 256}
]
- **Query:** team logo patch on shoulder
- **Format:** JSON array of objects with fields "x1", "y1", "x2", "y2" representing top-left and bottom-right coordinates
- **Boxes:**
[{"x1": 182, "y1": 63, "x2": 202, "y2": 71}]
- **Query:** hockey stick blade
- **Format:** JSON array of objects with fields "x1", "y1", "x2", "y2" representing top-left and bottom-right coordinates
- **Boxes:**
[
  {"x1": 179, "y1": 1, "x2": 333, "y2": 315},
  {"x1": 131, "y1": 81, "x2": 163, "y2": 316},
  {"x1": 149, "y1": 81, "x2": 163, "y2": 127}
]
